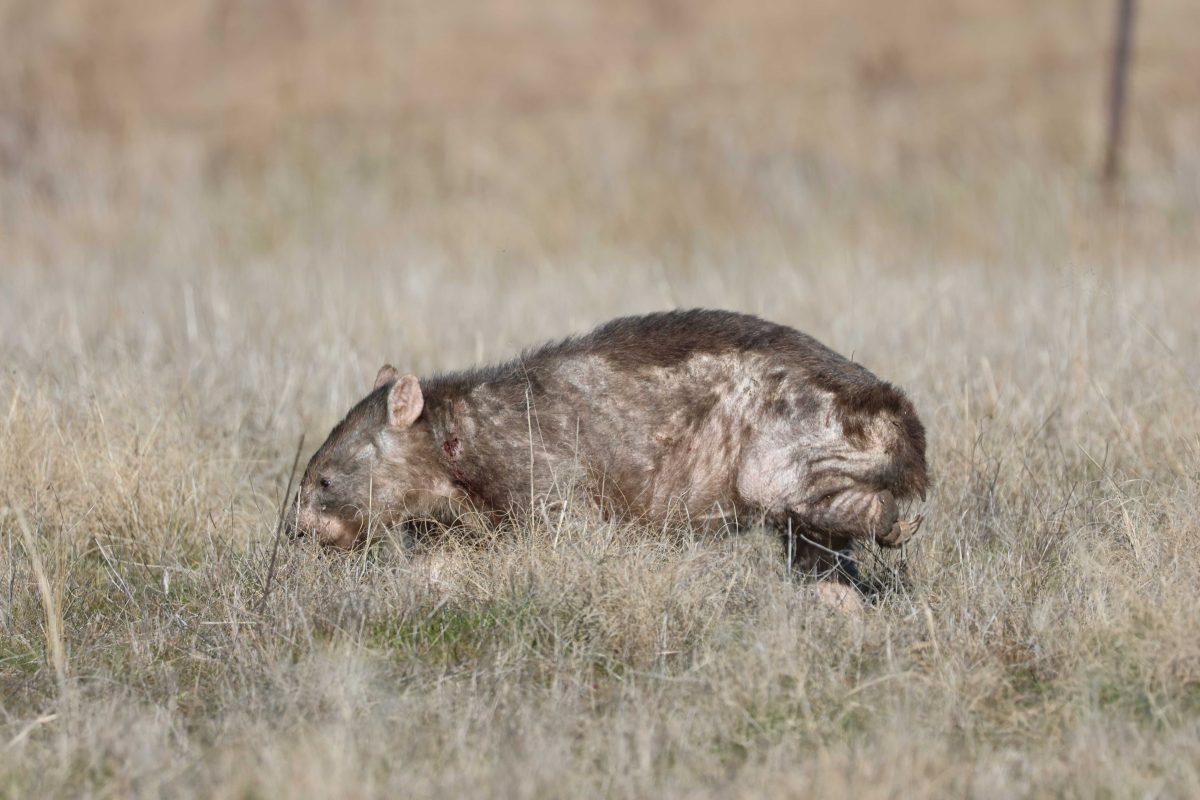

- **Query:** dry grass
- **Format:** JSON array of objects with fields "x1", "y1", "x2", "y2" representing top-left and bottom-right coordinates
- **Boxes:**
[{"x1": 2, "y1": 0, "x2": 1200, "y2": 796}]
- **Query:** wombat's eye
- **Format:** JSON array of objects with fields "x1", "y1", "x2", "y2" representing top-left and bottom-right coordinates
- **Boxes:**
[{"x1": 318, "y1": 476, "x2": 332, "y2": 490}]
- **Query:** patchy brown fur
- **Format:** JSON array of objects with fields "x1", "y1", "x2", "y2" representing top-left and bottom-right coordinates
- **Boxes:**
[{"x1": 286, "y1": 309, "x2": 928, "y2": 585}]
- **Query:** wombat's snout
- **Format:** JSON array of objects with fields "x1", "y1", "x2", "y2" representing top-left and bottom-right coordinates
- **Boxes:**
[{"x1": 284, "y1": 493, "x2": 363, "y2": 549}]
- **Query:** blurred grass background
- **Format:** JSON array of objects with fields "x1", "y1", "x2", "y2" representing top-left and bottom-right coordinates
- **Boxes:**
[{"x1": 2, "y1": 0, "x2": 1198, "y2": 267}]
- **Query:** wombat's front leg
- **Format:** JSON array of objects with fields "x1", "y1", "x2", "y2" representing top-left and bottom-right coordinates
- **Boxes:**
[
  {"x1": 788, "y1": 529, "x2": 858, "y2": 579},
  {"x1": 786, "y1": 528, "x2": 866, "y2": 611}
]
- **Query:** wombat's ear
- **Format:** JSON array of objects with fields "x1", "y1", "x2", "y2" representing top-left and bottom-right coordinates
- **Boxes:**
[
  {"x1": 387, "y1": 375, "x2": 424, "y2": 429},
  {"x1": 374, "y1": 364, "x2": 400, "y2": 391}
]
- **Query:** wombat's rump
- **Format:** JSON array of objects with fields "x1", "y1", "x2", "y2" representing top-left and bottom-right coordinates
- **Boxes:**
[{"x1": 287, "y1": 309, "x2": 927, "y2": 581}]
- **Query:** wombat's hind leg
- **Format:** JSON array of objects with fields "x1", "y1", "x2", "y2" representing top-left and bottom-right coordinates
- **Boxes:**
[
  {"x1": 787, "y1": 528, "x2": 869, "y2": 610},
  {"x1": 788, "y1": 526, "x2": 861, "y2": 584}
]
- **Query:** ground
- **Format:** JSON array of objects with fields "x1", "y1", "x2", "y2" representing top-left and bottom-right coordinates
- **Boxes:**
[{"x1": 1, "y1": 0, "x2": 1199, "y2": 796}]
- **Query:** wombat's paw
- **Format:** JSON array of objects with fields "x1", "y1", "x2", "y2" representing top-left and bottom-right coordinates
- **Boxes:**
[
  {"x1": 876, "y1": 515, "x2": 922, "y2": 548},
  {"x1": 812, "y1": 580, "x2": 865, "y2": 613}
]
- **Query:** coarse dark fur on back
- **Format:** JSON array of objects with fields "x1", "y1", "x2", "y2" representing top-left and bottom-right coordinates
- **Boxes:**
[
  {"x1": 308, "y1": 309, "x2": 928, "y2": 507},
  {"x1": 411, "y1": 309, "x2": 927, "y2": 501}
]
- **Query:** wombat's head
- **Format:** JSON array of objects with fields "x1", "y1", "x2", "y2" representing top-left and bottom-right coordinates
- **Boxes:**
[{"x1": 287, "y1": 365, "x2": 450, "y2": 548}]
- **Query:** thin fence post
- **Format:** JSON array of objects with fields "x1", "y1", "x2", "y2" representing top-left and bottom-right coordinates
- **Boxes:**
[{"x1": 1101, "y1": 0, "x2": 1137, "y2": 186}]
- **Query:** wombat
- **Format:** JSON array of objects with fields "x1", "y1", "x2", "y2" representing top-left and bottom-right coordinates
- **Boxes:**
[{"x1": 286, "y1": 309, "x2": 927, "y2": 585}]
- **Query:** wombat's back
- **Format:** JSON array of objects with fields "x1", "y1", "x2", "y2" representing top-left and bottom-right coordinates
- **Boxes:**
[{"x1": 418, "y1": 310, "x2": 925, "y2": 530}]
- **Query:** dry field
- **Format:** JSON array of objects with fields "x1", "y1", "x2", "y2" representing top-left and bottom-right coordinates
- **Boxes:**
[{"x1": 2, "y1": 0, "x2": 1199, "y2": 796}]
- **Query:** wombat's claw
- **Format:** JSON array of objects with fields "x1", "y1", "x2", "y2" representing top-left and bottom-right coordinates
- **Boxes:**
[{"x1": 877, "y1": 514, "x2": 922, "y2": 548}]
